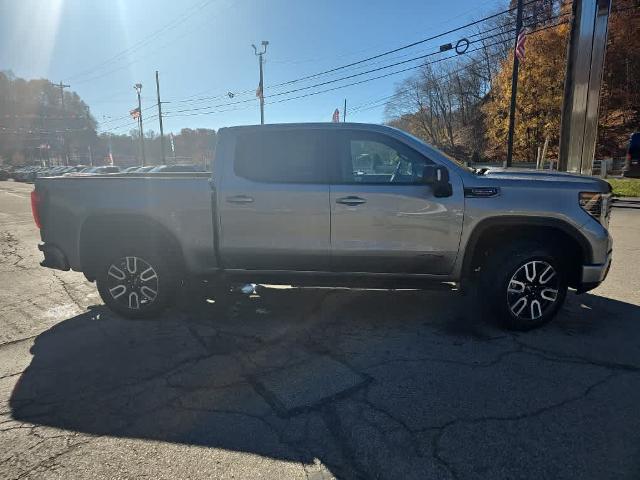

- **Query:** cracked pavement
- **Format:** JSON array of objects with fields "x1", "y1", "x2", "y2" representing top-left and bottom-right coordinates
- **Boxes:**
[{"x1": 1, "y1": 180, "x2": 640, "y2": 479}]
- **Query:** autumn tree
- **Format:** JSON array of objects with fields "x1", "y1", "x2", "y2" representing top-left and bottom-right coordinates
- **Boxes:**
[
  {"x1": 482, "y1": 20, "x2": 569, "y2": 162},
  {"x1": 384, "y1": 1, "x2": 566, "y2": 161},
  {"x1": 597, "y1": 0, "x2": 640, "y2": 157}
]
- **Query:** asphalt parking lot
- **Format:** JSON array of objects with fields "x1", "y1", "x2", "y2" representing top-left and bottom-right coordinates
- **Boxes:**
[{"x1": 1, "y1": 180, "x2": 639, "y2": 480}]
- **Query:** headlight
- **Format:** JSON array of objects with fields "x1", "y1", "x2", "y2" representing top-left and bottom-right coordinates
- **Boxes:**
[{"x1": 579, "y1": 192, "x2": 611, "y2": 226}]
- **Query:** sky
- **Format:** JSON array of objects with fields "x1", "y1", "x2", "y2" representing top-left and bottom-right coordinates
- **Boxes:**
[{"x1": 0, "y1": 0, "x2": 505, "y2": 135}]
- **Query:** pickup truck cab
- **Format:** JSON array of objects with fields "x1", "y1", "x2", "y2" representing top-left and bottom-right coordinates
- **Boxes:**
[{"x1": 32, "y1": 123, "x2": 613, "y2": 330}]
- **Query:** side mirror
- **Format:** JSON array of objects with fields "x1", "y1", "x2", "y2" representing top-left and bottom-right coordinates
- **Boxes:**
[{"x1": 422, "y1": 165, "x2": 452, "y2": 197}]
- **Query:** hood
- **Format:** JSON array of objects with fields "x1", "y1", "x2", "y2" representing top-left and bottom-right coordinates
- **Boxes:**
[{"x1": 477, "y1": 168, "x2": 611, "y2": 192}]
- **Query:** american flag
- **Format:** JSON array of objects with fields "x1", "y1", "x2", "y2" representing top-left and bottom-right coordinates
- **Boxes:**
[
  {"x1": 515, "y1": 28, "x2": 527, "y2": 62},
  {"x1": 129, "y1": 107, "x2": 141, "y2": 120},
  {"x1": 332, "y1": 108, "x2": 340, "y2": 123}
]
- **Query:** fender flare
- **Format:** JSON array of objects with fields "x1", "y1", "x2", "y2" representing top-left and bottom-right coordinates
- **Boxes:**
[
  {"x1": 79, "y1": 213, "x2": 185, "y2": 280},
  {"x1": 460, "y1": 216, "x2": 592, "y2": 277}
]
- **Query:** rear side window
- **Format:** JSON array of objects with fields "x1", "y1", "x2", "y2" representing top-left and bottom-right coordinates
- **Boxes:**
[{"x1": 234, "y1": 129, "x2": 327, "y2": 183}]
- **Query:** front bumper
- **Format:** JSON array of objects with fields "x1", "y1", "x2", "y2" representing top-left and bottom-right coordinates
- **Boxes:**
[
  {"x1": 38, "y1": 243, "x2": 70, "y2": 271},
  {"x1": 577, "y1": 249, "x2": 612, "y2": 293}
]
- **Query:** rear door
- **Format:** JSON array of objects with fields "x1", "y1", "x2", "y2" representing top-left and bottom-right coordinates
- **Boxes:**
[
  {"x1": 217, "y1": 127, "x2": 331, "y2": 271},
  {"x1": 329, "y1": 129, "x2": 464, "y2": 275}
]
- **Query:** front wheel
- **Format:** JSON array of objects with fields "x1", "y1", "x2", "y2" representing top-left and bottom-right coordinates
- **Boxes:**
[
  {"x1": 97, "y1": 247, "x2": 178, "y2": 319},
  {"x1": 480, "y1": 242, "x2": 568, "y2": 331}
]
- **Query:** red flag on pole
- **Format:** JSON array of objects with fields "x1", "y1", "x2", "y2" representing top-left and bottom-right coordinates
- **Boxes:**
[
  {"x1": 332, "y1": 108, "x2": 340, "y2": 123},
  {"x1": 515, "y1": 28, "x2": 527, "y2": 62},
  {"x1": 129, "y1": 107, "x2": 141, "y2": 119}
]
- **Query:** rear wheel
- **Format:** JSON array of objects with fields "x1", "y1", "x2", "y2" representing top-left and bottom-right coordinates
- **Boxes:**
[
  {"x1": 480, "y1": 241, "x2": 568, "y2": 330},
  {"x1": 97, "y1": 246, "x2": 178, "y2": 318}
]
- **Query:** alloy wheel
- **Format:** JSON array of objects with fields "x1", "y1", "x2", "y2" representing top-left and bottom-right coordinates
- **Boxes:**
[
  {"x1": 105, "y1": 256, "x2": 159, "y2": 310},
  {"x1": 506, "y1": 260, "x2": 559, "y2": 321}
]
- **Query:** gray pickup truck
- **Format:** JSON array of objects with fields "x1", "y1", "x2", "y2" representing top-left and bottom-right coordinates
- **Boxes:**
[{"x1": 32, "y1": 123, "x2": 613, "y2": 330}]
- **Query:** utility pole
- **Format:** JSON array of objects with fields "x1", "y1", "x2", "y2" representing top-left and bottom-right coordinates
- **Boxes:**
[
  {"x1": 51, "y1": 81, "x2": 70, "y2": 165},
  {"x1": 155, "y1": 71, "x2": 166, "y2": 164},
  {"x1": 252, "y1": 41, "x2": 269, "y2": 124},
  {"x1": 343, "y1": 98, "x2": 347, "y2": 122},
  {"x1": 133, "y1": 83, "x2": 146, "y2": 166},
  {"x1": 505, "y1": 0, "x2": 523, "y2": 168}
]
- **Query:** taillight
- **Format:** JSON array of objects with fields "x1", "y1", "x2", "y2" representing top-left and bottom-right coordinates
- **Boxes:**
[{"x1": 30, "y1": 190, "x2": 42, "y2": 229}]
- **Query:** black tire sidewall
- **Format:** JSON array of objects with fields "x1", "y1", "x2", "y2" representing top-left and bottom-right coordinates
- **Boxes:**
[
  {"x1": 96, "y1": 245, "x2": 177, "y2": 319},
  {"x1": 482, "y1": 244, "x2": 568, "y2": 331}
]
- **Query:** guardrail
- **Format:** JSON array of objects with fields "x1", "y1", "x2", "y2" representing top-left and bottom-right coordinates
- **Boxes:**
[
  {"x1": 612, "y1": 198, "x2": 640, "y2": 209},
  {"x1": 592, "y1": 157, "x2": 626, "y2": 177}
]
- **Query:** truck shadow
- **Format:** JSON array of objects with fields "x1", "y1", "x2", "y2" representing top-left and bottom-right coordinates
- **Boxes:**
[{"x1": 9, "y1": 287, "x2": 640, "y2": 479}]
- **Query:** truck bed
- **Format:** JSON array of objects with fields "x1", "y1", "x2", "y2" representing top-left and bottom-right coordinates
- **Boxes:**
[{"x1": 34, "y1": 173, "x2": 217, "y2": 275}]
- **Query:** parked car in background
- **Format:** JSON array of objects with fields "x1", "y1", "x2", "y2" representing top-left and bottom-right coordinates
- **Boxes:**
[
  {"x1": 149, "y1": 164, "x2": 205, "y2": 173},
  {"x1": 60, "y1": 166, "x2": 90, "y2": 176},
  {"x1": 122, "y1": 166, "x2": 141, "y2": 173},
  {"x1": 12, "y1": 166, "x2": 30, "y2": 181},
  {"x1": 135, "y1": 166, "x2": 155, "y2": 173},
  {"x1": 0, "y1": 167, "x2": 12, "y2": 180},
  {"x1": 623, "y1": 132, "x2": 640, "y2": 178},
  {"x1": 36, "y1": 166, "x2": 71, "y2": 179},
  {"x1": 15, "y1": 166, "x2": 46, "y2": 182},
  {"x1": 74, "y1": 166, "x2": 121, "y2": 175}
]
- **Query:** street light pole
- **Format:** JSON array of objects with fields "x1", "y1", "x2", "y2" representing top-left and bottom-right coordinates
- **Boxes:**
[
  {"x1": 252, "y1": 41, "x2": 269, "y2": 125},
  {"x1": 134, "y1": 83, "x2": 146, "y2": 166},
  {"x1": 51, "y1": 81, "x2": 70, "y2": 165},
  {"x1": 155, "y1": 71, "x2": 166, "y2": 164}
]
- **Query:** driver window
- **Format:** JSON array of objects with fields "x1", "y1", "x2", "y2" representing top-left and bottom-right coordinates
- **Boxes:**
[{"x1": 344, "y1": 137, "x2": 429, "y2": 184}]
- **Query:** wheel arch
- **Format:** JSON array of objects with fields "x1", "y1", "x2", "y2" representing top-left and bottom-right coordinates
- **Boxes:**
[
  {"x1": 79, "y1": 214, "x2": 185, "y2": 281},
  {"x1": 461, "y1": 216, "x2": 592, "y2": 289}
]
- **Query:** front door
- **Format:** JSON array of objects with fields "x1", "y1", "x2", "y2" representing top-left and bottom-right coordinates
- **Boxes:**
[{"x1": 330, "y1": 130, "x2": 464, "y2": 275}]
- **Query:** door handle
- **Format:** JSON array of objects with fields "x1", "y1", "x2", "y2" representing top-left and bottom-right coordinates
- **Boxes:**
[
  {"x1": 336, "y1": 196, "x2": 366, "y2": 206},
  {"x1": 226, "y1": 195, "x2": 254, "y2": 204}
]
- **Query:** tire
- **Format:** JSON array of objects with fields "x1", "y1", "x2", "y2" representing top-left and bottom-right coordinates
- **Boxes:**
[
  {"x1": 480, "y1": 240, "x2": 568, "y2": 331},
  {"x1": 96, "y1": 243, "x2": 179, "y2": 319}
]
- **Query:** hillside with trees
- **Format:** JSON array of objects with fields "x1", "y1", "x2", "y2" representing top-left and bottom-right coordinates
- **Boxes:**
[
  {"x1": 0, "y1": 71, "x2": 216, "y2": 167},
  {"x1": 0, "y1": 71, "x2": 97, "y2": 165},
  {"x1": 385, "y1": 0, "x2": 639, "y2": 164}
]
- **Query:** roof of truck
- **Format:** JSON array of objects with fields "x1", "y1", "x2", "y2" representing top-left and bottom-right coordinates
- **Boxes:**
[{"x1": 220, "y1": 122, "x2": 395, "y2": 133}]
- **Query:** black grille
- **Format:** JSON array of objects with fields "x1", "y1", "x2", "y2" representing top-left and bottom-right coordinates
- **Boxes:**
[{"x1": 582, "y1": 197, "x2": 602, "y2": 217}]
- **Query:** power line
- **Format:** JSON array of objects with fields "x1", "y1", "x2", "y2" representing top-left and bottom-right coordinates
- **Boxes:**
[
  {"x1": 99, "y1": 104, "x2": 158, "y2": 126},
  {"x1": 98, "y1": 113, "x2": 159, "y2": 134},
  {"x1": 163, "y1": 40, "x2": 506, "y2": 119},
  {"x1": 351, "y1": 15, "x2": 572, "y2": 117},
  {"x1": 350, "y1": 47, "x2": 510, "y2": 116},
  {"x1": 165, "y1": 6, "x2": 566, "y2": 114},
  {"x1": 65, "y1": 0, "x2": 217, "y2": 82},
  {"x1": 144, "y1": 11, "x2": 571, "y2": 120},
  {"x1": 263, "y1": 24, "x2": 531, "y2": 101},
  {"x1": 266, "y1": 20, "x2": 570, "y2": 108},
  {"x1": 265, "y1": 0, "x2": 542, "y2": 90},
  {"x1": 162, "y1": 1, "x2": 541, "y2": 108}
]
